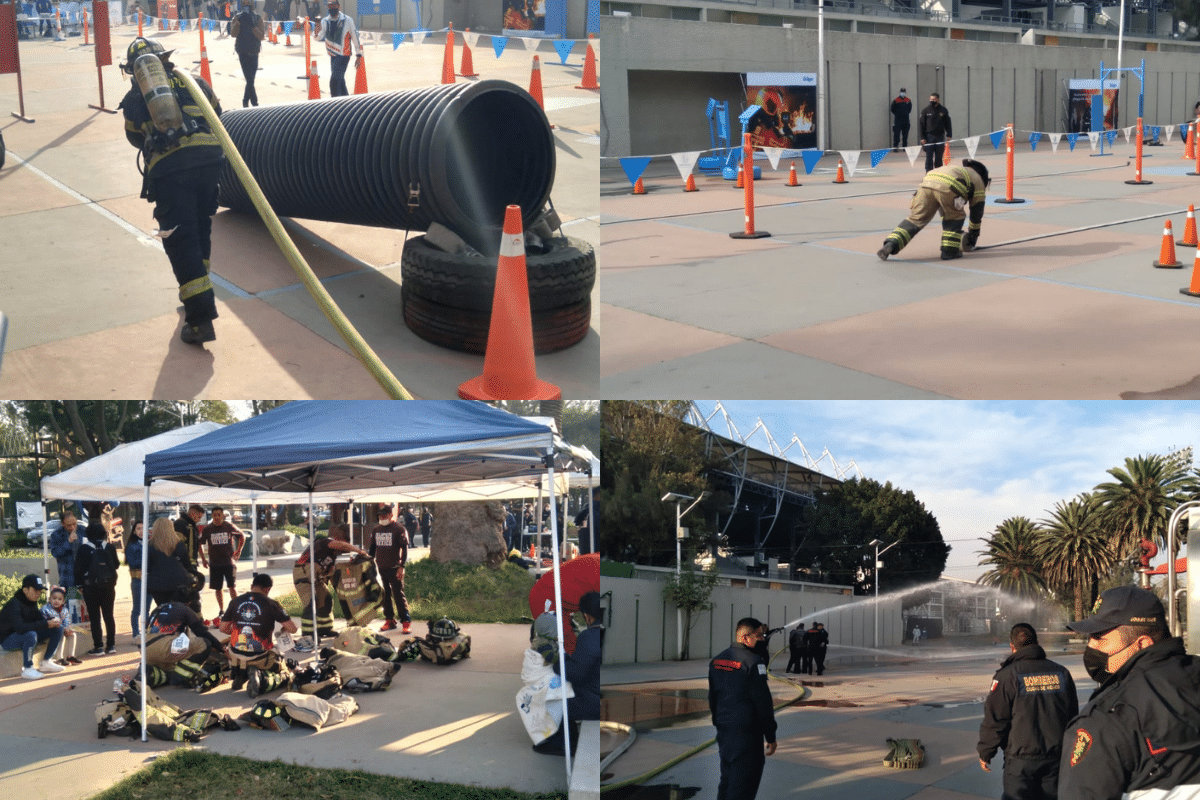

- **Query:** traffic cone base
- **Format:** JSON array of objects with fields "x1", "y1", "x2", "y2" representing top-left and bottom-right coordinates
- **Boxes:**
[
  {"x1": 1154, "y1": 220, "x2": 1182, "y2": 268},
  {"x1": 683, "y1": 174, "x2": 697, "y2": 192},
  {"x1": 787, "y1": 162, "x2": 800, "y2": 187},
  {"x1": 833, "y1": 160, "x2": 847, "y2": 184},
  {"x1": 1178, "y1": 204, "x2": 1199, "y2": 247},
  {"x1": 632, "y1": 177, "x2": 646, "y2": 195}
]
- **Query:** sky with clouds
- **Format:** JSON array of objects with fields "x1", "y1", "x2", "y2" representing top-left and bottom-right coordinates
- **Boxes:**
[{"x1": 704, "y1": 401, "x2": 1198, "y2": 582}]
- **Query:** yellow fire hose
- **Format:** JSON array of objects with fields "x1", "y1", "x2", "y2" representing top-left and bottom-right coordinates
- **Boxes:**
[{"x1": 174, "y1": 67, "x2": 413, "y2": 400}]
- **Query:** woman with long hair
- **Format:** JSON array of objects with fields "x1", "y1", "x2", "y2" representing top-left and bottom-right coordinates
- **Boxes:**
[{"x1": 146, "y1": 517, "x2": 202, "y2": 607}]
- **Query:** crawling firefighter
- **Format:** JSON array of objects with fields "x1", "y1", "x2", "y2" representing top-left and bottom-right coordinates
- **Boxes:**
[
  {"x1": 143, "y1": 593, "x2": 228, "y2": 693},
  {"x1": 878, "y1": 159, "x2": 991, "y2": 261},
  {"x1": 118, "y1": 37, "x2": 224, "y2": 345}
]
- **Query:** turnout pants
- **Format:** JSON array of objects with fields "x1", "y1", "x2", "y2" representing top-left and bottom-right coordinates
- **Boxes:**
[
  {"x1": 145, "y1": 631, "x2": 218, "y2": 688},
  {"x1": 1002, "y1": 755, "x2": 1060, "y2": 800},
  {"x1": 294, "y1": 563, "x2": 335, "y2": 637},
  {"x1": 883, "y1": 184, "x2": 967, "y2": 258},
  {"x1": 150, "y1": 162, "x2": 221, "y2": 327},
  {"x1": 229, "y1": 648, "x2": 291, "y2": 693},
  {"x1": 716, "y1": 739, "x2": 767, "y2": 800}
]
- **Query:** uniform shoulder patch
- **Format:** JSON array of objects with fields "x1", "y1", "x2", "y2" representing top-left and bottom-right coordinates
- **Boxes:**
[
  {"x1": 757, "y1": 664, "x2": 767, "y2": 676},
  {"x1": 1070, "y1": 728, "x2": 1093, "y2": 767},
  {"x1": 989, "y1": 679, "x2": 998, "y2": 692},
  {"x1": 712, "y1": 658, "x2": 743, "y2": 673}
]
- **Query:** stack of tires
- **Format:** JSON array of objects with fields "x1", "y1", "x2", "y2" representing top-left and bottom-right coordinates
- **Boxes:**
[{"x1": 400, "y1": 234, "x2": 596, "y2": 354}]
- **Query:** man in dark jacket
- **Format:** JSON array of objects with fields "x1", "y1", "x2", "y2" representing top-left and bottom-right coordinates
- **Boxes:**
[
  {"x1": 709, "y1": 617, "x2": 778, "y2": 800},
  {"x1": 813, "y1": 622, "x2": 830, "y2": 676},
  {"x1": 786, "y1": 624, "x2": 806, "y2": 674},
  {"x1": 801, "y1": 622, "x2": 820, "y2": 675},
  {"x1": 174, "y1": 506, "x2": 205, "y2": 613},
  {"x1": 230, "y1": 0, "x2": 265, "y2": 107},
  {"x1": 0, "y1": 575, "x2": 64, "y2": 680},
  {"x1": 535, "y1": 591, "x2": 605, "y2": 757},
  {"x1": 1058, "y1": 586, "x2": 1200, "y2": 800},
  {"x1": 919, "y1": 92, "x2": 953, "y2": 171},
  {"x1": 891, "y1": 88, "x2": 912, "y2": 148},
  {"x1": 978, "y1": 623, "x2": 1078, "y2": 800}
]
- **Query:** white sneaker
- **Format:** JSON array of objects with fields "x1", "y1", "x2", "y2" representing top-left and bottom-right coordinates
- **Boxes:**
[
  {"x1": 20, "y1": 667, "x2": 44, "y2": 680},
  {"x1": 39, "y1": 659, "x2": 64, "y2": 673}
]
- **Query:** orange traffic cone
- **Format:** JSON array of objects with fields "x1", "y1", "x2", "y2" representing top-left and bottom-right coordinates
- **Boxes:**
[
  {"x1": 1186, "y1": 124, "x2": 1195, "y2": 161},
  {"x1": 942, "y1": 139, "x2": 951, "y2": 163},
  {"x1": 307, "y1": 59, "x2": 320, "y2": 100},
  {"x1": 459, "y1": 28, "x2": 477, "y2": 77},
  {"x1": 137, "y1": 8, "x2": 143, "y2": 36},
  {"x1": 683, "y1": 173, "x2": 697, "y2": 192},
  {"x1": 1154, "y1": 220, "x2": 1183, "y2": 268},
  {"x1": 353, "y1": 54, "x2": 368, "y2": 94},
  {"x1": 735, "y1": 163, "x2": 744, "y2": 189},
  {"x1": 441, "y1": 24, "x2": 456, "y2": 84},
  {"x1": 529, "y1": 55, "x2": 553, "y2": 129},
  {"x1": 833, "y1": 160, "x2": 847, "y2": 184},
  {"x1": 1184, "y1": 250, "x2": 1200, "y2": 297},
  {"x1": 458, "y1": 205, "x2": 562, "y2": 401},
  {"x1": 576, "y1": 35, "x2": 598, "y2": 90},
  {"x1": 787, "y1": 161, "x2": 800, "y2": 187},
  {"x1": 200, "y1": 46, "x2": 212, "y2": 85},
  {"x1": 632, "y1": 177, "x2": 646, "y2": 195},
  {"x1": 82, "y1": 9, "x2": 89, "y2": 44},
  {"x1": 1178, "y1": 204, "x2": 1198, "y2": 247},
  {"x1": 285, "y1": 26, "x2": 293, "y2": 46}
]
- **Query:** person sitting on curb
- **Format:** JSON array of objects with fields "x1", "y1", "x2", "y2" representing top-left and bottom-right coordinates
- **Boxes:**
[{"x1": 0, "y1": 575, "x2": 65, "y2": 680}]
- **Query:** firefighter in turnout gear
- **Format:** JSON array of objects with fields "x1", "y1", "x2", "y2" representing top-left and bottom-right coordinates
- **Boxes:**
[
  {"x1": 118, "y1": 37, "x2": 225, "y2": 345},
  {"x1": 292, "y1": 524, "x2": 370, "y2": 639},
  {"x1": 144, "y1": 597, "x2": 228, "y2": 692},
  {"x1": 878, "y1": 159, "x2": 990, "y2": 262},
  {"x1": 219, "y1": 572, "x2": 298, "y2": 698}
]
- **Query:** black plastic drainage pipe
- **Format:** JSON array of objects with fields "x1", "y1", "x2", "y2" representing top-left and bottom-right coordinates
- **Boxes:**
[{"x1": 216, "y1": 80, "x2": 556, "y2": 256}]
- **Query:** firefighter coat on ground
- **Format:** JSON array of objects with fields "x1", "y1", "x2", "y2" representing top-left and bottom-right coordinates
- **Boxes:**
[
  {"x1": 1058, "y1": 637, "x2": 1200, "y2": 800},
  {"x1": 709, "y1": 642, "x2": 777, "y2": 800},
  {"x1": 978, "y1": 644, "x2": 1078, "y2": 800},
  {"x1": 883, "y1": 163, "x2": 987, "y2": 258}
]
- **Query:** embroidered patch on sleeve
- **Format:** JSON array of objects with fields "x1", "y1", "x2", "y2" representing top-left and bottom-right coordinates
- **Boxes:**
[
  {"x1": 1070, "y1": 728, "x2": 1093, "y2": 766},
  {"x1": 990, "y1": 679, "x2": 998, "y2": 692}
]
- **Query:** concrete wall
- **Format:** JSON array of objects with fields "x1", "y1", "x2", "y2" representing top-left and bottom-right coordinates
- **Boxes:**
[
  {"x1": 601, "y1": 573, "x2": 903, "y2": 664},
  {"x1": 601, "y1": 14, "x2": 1200, "y2": 157}
]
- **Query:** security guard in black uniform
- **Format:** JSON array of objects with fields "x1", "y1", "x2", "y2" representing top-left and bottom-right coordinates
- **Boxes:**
[
  {"x1": 977, "y1": 623, "x2": 1078, "y2": 800},
  {"x1": 708, "y1": 617, "x2": 778, "y2": 800},
  {"x1": 1058, "y1": 586, "x2": 1200, "y2": 800},
  {"x1": 119, "y1": 37, "x2": 224, "y2": 345}
]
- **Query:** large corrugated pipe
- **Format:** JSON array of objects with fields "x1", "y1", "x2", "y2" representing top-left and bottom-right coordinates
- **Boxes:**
[{"x1": 216, "y1": 80, "x2": 556, "y2": 255}]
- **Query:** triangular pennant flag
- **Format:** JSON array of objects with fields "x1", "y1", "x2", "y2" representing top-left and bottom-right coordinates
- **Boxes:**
[
  {"x1": 801, "y1": 149, "x2": 824, "y2": 174},
  {"x1": 619, "y1": 156, "x2": 652, "y2": 187},
  {"x1": 1151, "y1": 126, "x2": 1161, "y2": 142},
  {"x1": 180, "y1": 18, "x2": 188, "y2": 29},
  {"x1": 905, "y1": 144, "x2": 922, "y2": 166},
  {"x1": 965, "y1": 135, "x2": 980, "y2": 159},
  {"x1": 1165, "y1": 124, "x2": 1175, "y2": 143},
  {"x1": 393, "y1": 32, "x2": 404, "y2": 49},
  {"x1": 1029, "y1": 131, "x2": 1042, "y2": 152},
  {"x1": 519, "y1": 36, "x2": 538, "y2": 50},
  {"x1": 464, "y1": 31, "x2": 479, "y2": 48},
  {"x1": 412, "y1": 30, "x2": 427, "y2": 46},
  {"x1": 283, "y1": 20, "x2": 293, "y2": 35},
  {"x1": 762, "y1": 147, "x2": 784, "y2": 170},
  {"x1": 552, "y1": 39, "x2": 574, "y2": 65},
  {"x1": 1122, "y1": 126, "x2": 1132, "y2": 143},
  {"x1": 491, "y1": 35, "x2": 507, "y2": 57},
  {"x1": 1107, "y1": 130, "x2": 1118, "y2": 147},
  {"x1": 1067, "y1": 132, "x2": 1079, "y2": 151},
  {"x1": 1049, "y1": 132, "x2": 1062, "y2": 152},
  {"x1": 1088, "y1": 132, "x2": 1099, "y2": 151},
  {"x1": 989, "y1": 130, "x2": 1005, "y2": 150},
  {"x1": 670, "y1": 151, "x2": 702, "y2": 181},
  {"x1": 839, "y1": 150, "x2": 861, "y2": 178},
  {"x1": 870, "y1": 148, "x2": 888, "y2": 168}
]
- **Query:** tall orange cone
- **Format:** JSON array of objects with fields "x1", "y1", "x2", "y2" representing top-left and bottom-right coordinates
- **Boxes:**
[
  {"x1": 308, "y1": 59, "x2": 321, "y2": 100},
  {"x1": 832, "y1": 160, "x2": 847, "y2": 184},
  {"x1": 529, "y1": 55, "x2": 553, "y2": 129},
  {"x1": 441, "y1": 24, "x2": 456, "y2": 84},
  {"x1": 1154, "y1": 220, "x2": 1183, "y2": 268},
  {"x1": 1183, "y1": 249, "x2": 1200, "y2": 297},
  {"x1": 137, "y1": 8, "x2": 143, "y2": 36},
  {"x1": 458, "y1": 205, "x2": 562, "y2": 401},
  {"x1": 353, "y1": 54, "x2": 368, "y2": 94},
  {"x1": 942, "y1": 139, "x2": 951, "y2": 163},
  {"x1": 787, "y1": 161, "x2": 800, "y2": 186},
  {"x1": 576, "y1": 35, "x2": 598, "y2": 90},
  {"x1": 683, "y1": 173, "x2": 697, "y2": 192},
  {"x1": 735, "y1": 163, "x2": 744, "y2": 189},
  {"x1": 82, "y1": 8, "x2": 89, "y2": 44},
  {"x1": 1178, "y1": 204, "x2": 1198, "y2": 247},
  {"x1": 1185, "y1": 122, "x2": 1196, "y2": 161},
  {"x1": 459, "y1": 28, "x2": 477, "y2": 77},
  {"x1": 632, "y1": 177, "x2": 646, "y2": 195}
]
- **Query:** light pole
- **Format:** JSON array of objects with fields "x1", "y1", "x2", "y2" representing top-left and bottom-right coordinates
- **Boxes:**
[
  {"x1": 868, "y1": 538, "x2": 898, "y2": 649},
  {"x1": 663, "y1": 491, "x2": 709, "y2": 661}
]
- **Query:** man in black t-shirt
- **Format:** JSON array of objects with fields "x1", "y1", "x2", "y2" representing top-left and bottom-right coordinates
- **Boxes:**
[
  {"x1": 198, "y1": 506, "x2": 245, "y2": 626},
  {"x1": 368, "y1": 505, "x2": 410, "y2": 634},
  {"x1": 220, "y1": 573, "x2": 297, "y2": 697},
  {"x1": 145, "y1": 597, "x2": 227, "y2": 691}
]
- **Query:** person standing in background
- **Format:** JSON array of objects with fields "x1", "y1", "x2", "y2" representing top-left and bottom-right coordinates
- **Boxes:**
[{"x1": 891, "y1": 88, "x2": 912, "y2": 149}]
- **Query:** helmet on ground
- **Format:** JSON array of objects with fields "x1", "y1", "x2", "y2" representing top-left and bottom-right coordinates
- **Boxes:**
[
  {"x1": 429, "y1": 617, "x2": 460, "y2": 640},
  {"x1": 962, "y1": 158, "x2": 990, "y2": 187}
]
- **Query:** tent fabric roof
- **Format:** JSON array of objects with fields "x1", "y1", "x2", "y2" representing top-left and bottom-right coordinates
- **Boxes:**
[{"x1": 144, "y1": 401, "x2": 558, "y2": 495}]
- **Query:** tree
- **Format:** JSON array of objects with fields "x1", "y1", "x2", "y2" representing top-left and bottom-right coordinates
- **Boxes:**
[
  {"x1": 662, "y1": 559, "x2": 720, "y2": 660},
  {"x1": 1094, "y1": 453, "x2": 1196, "y2": 560},
  {"x1": 977, "y1": 516, "x2": 1046, "y2": 600},
  {"x1": 1036, "y1": 493, "x2": 1117, "y2": 622},
  {"x1": 791, "y1": 477, "x2": 950, "y2": 593}
]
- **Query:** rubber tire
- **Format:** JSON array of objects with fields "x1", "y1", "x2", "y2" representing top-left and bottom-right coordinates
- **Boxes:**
[
  {"x1": 401, "y1": 287, "x2": 591, "y2": 355},
  {"x1": 400, "y1": 234, "x2": 596, "y2": 312}
]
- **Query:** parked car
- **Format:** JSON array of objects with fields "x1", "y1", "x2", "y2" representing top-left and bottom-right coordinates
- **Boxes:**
[{"x1": 25, "y1": 517, "x2": 87, "y2": 548}]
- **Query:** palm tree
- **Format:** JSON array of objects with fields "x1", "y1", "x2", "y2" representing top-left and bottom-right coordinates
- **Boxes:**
[
  {"x1": 1036, "y1": 493, "x2": 1117, "y2": 623},
  {"x1": 977, "y1": 516, "x2": 1046, "y2": 600},
  {"x1": 1094, "y1": 454, "x2": 1196, "y2": 560}
]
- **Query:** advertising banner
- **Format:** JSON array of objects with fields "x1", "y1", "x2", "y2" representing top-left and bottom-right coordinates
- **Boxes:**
[
  {"x1": 1067, "y1": 78, "x2": 1119, "y2": 132},
  {"x1": 745, "y1": 72, "x2": 818, "y2": 150}
]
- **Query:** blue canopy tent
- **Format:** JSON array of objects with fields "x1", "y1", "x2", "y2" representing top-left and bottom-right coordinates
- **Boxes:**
[{"x1": 139, "y1": 401, "x2": 576, "y2": 777}]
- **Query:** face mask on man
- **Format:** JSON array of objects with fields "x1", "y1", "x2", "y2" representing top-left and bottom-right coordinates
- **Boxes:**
[
  {"x1": 899, "y1": 91, "x2": 906, "y2": 98},
  {"x1": 1083, "y1": 637, "x2": 1139, "y2": 683}
]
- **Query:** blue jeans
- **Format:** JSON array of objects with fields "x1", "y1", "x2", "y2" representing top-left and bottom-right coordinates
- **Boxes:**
[
  {"x1": 329, "y1": 54, "x2": 350, "y2": 97},
  {"x1": 3, "y1": 627, "x2": 64, "y2": 668},
  {"x1": 130, "y1": 577, "x2": 143, "y2": 636}
]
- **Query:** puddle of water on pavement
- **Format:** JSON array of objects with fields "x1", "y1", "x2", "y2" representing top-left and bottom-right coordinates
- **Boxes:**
[{"x1": 601, "y1": 784, "x2": 703, "y2": 800}]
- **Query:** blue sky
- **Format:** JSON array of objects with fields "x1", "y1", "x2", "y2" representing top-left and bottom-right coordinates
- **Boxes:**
[{"x1": 706, "y1": 401, "x2": 1199, "y2": 582}]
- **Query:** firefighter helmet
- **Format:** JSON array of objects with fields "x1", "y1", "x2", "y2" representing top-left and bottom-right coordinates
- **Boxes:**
[
  {"x1": 429, "y1": 617, "x2": 461, "y2": 640},
  {"x1": 962, "y1": 158, "x2": 991, "y2": 188},
  {"x1": 122, "y1": 37, "x2": 173, "y2": 73}
]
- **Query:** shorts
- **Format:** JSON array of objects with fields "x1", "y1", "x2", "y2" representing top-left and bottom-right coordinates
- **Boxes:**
[{"x1": 210, "y1": 564, "x2": 236, "y2": 590}]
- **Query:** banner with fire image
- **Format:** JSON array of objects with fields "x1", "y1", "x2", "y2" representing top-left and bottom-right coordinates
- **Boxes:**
[
  {"x1": 1067, "y1": 78, "x2": 1119, "y2": 133},
  {"x1": 503, "y1": 0, "x2": 545, "y2": 32},
  {"x1": 745, "y1": 72, "x2": 818, "y2": 150}
]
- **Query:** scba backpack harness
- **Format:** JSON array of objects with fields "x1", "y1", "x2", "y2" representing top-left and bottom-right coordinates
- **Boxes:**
[
  {"x1": 94, "y1": 679, "x2": 236, "y2": 741},
  {"x1": 416, "y1": 617, "x2": 471, "y2": 665}
]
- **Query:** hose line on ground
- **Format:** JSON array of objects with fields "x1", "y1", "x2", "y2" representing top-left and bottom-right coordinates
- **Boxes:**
[{"x1": 174, "y1": 67, "x2": 413, "y2": 399}]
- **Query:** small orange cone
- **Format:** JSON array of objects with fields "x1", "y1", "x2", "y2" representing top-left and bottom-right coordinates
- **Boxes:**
[
  {"x1": 735, "y1": 163, "x2": 744, "y2": 189},
  {"x1": 285, "y1": 26, "x2": 293, "y2": 46},
  {"x1": 787, "y1": 161, "x2": 800, "y2": 187},
  {"x1": 529, "y1": 55, "x2": 553, "y2": 129},
  {"x1": 354, "y1": 54, "x2": 368, "y2": 94},
  {"x1": 458, "y1": 205, "x2": 562, "y2": 401},
  {"x1": 308, "y1": 59, "x2": 321, "y2": 100},
  {"x1": 576, "y1": 35, "x2": 598, "y2": 90},
  {"x1": 1183, "y1": 250, "x2": 1200, "y2": 297},
  {"x1": 683, "y1": 173, "x2": 697, "y2": 192},
  {"x1": 632, "y1": 177, "x2": 646, "y2": 195},
  {"x1": 1154, "y1": 220, "x2": 1183, "y2": 268},
  {"x1": 441, "y1": 24, "x2": 456, "y2": 84},
  {"x1": 942, "y1": 140, "x2": 951, "y2": 163},
  {"x1": 833, "y1": 160, "x2": 847, "y2": 184},
  {"x1": 1178, "y1": 204, "x2": 1198, "y2": 247},
  {"x1": 459, "y1": 28, "x2": 477, "y2": 77},
  {"x1": 1185, "y1": 123, "x2": 1195, "y2": 161}
]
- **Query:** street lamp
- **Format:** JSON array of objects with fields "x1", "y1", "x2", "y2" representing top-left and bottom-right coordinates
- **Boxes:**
[
  {"x1": 868, "y1": 538, "x2": 898, "y2": 650},
  {"x1": 663, "y1": 491, "x2": 710, "y2": 661}
]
